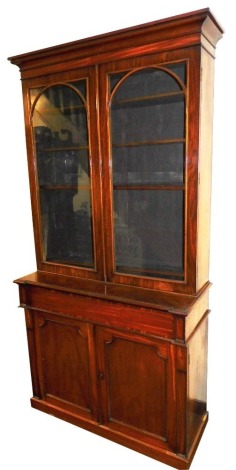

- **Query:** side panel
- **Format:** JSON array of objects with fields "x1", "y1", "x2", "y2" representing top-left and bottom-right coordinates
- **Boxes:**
[
  {"x1": 187, "y1": 315, "x2": 209, "y2": 452},
  {"x1": 196, "y1": 46, "x2": 215, "y2": 291}
]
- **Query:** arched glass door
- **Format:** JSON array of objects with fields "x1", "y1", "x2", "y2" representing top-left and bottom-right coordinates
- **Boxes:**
[
  {"x1": 31, "y1": 81, "x2": 95, "y2": 269},
  {"x1": 109, "y1": 65, "x2": 186, "y2": 281}
]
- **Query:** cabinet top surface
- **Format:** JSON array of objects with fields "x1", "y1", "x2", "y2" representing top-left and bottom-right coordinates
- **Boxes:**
[
  {"x1": 8, "y1": 8, "x2": 223, "y2": 70},
  {"x1": 14, "y1": 272, "x2": 211, "y2": 315}
]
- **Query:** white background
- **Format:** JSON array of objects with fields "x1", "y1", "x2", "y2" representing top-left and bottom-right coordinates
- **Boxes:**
[{"x1": 1, "y1": 1, "x2": 235, "y2": 469}]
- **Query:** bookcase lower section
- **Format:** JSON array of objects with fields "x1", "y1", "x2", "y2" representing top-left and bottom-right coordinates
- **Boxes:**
[{"x1": 17, "y1": 278, "x2": 210, "y2": 469}]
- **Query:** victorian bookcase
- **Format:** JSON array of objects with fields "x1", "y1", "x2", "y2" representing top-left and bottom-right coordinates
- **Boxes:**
[{"x1": 9, "y1": 9, "x2": 223, "y2": 469}]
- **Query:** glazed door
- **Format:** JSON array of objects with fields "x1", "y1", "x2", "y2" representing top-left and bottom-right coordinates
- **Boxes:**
[
  {"x1": 100, "y1": 52, "x2": 189, "y2": 292},
  {"x1": 26, "y1": 66, "x2": 104, "y2": 279},
  {"x1": 96, "y1": 326, "x2": 177, "y2": 452},
  {"x1": 34, "y1": 311, "x2": 98, "y2": 421}
]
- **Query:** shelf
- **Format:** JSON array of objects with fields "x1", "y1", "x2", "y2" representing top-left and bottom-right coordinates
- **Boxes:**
[
  {"x1": 39, "y1": 184, "x2": 90, "y2": 190},
  {"x1": 45, "y1": 258, "x2": 94, "y2": 268},
  {"x1": 116, "y1": 264, "x2": 184, "y2": 279},
  {"x1": 112, "y1": 138, "x2": 185, "y2": 149},
  {"x1": 113, "y1": 184, "x2": 185, "y2": 190},
  {"x1": 37, "y1": 145, "x2": 89, "y2": 152},
  {"x1": 35, "y1": 104, "x2": 86, "y2": 113},
  {"x1": 111, "y1": 91, "x2": 184, "y2": 108}
]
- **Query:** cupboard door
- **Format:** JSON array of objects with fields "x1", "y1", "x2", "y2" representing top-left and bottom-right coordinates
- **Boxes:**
[
  {"x1": 34, "y1": 312, "x2": 98, "y2": 421},
  {"x1": 96, "y1": 327, "x2": 177, "y2": 452}
]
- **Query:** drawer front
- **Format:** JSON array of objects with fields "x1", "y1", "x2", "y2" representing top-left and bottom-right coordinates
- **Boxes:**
[{"x1": 20, "y1": 284, "x2": 175, "y2": 339}]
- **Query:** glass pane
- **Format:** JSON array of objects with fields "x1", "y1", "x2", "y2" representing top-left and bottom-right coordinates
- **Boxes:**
[
  {"x1": 113, "y1": 190, "x2": 184, "y2": 279},
  {"x1": 112, "y1": 68, "x2": 182, "y2": 100},
  {"x1": 111, "y1": 96, "x2": 184, "y2": 145},
  {"x1": 110, "y1": 72, "x2": 127, "y2": 93},
  {"x1": 40, "y1": 189, "x2": 93, "y2": 266},
  {"x1": 165, "y1": 62, "x2": 186, "y2": 85},
  {"x1": 31, "y1": 82, "x2": 94, "y2": 267},
  {"x1": 110, "y1": 66, "x2": 186, "y2": 280},
  {"x1": 112, "y1": 143, "x2": 184, "y2": 185}
]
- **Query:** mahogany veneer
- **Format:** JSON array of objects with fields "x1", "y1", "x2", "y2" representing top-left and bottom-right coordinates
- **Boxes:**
[{"x1": 10, "y1": 8, "x2": 223, "y2": 469}]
